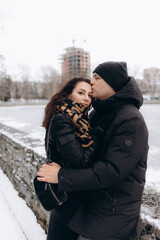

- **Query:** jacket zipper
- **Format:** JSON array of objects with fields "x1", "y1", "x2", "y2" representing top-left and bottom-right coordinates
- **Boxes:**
[
  {"x1": 112, "y1": 185, "x2": 116, "y2": 214},
  {"x1": 104, "y1": 185, "x2": 116, "y2": 214}
]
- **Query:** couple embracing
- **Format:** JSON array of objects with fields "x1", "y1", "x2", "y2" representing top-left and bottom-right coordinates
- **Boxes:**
[{"x1": 37, "y1": 61, "x2": 148, "y2": 240}]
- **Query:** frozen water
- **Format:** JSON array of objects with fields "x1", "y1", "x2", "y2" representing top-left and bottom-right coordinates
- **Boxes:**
[{"x1": 0, "y1": 105, "x2": 45, "y2": 140}]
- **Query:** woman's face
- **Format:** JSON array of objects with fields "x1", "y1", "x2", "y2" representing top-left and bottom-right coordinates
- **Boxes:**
[{"x1": 69, "y1": 81, "x2": 92, "y2": 107}]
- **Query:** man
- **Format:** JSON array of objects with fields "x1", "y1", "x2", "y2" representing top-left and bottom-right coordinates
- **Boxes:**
[{"x1": 38, "y1": 61, "x2": 149, "y2": 240}]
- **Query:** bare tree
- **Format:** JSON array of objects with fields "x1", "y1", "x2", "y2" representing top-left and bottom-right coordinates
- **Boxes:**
[
  {"x1": 11, "y1": 81, "x2": 22, "y2": 99},
  {"x1": 1, "y1": 62, "x2": 61, "y2": 101},
  {"x1": 0, "y1": 54, "x2": 5, "y2": 77},
  {"x1": 0, "y1": 75, "x2": 12, "y2": 101},
  {"x1": 17, "y1": 63, "x2": 33, "y2": 100},
  {"x1": 0, "y1": 54, "x2": 12, "y2": 101},
  {"x1": 39, "y1": 65, "x2": 61, "y2": 99},
  {"x1": 21, "y1": 80, "x2": 33, "y2": 100},
  {"x1": 32, "y1": 81, "x2": 40, "y2": 99},
  {"x1": 18, "y1": 63, "x2": 31, "y2": 82}
]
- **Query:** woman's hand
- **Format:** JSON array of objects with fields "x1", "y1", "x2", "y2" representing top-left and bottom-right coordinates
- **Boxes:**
[{"x1": 37, "y1": 162, "x2": 61, "y2": 183}]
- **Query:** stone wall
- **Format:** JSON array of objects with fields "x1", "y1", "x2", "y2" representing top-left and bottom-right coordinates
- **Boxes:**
[
  {"x1": 0, "y1": 123, "x2": 50, "y2": 232},
  {"x1": 0, "y1": 123, "x2": 160, "y2": 238}
]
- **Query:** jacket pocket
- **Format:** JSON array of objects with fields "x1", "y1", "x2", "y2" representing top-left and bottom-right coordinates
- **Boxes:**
[{"x1": 58, "y1": 133, "x2": 76, "y2": 145}]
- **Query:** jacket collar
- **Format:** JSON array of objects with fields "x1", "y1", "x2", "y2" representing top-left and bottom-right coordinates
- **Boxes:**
[{"x1": 92, "y1": 77, "x2": 143, "y2": 114}]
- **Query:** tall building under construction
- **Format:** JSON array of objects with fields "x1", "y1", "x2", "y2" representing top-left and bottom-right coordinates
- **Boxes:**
[{"x1": 60, "y1": 47, "x2": 91, "y2": 82}]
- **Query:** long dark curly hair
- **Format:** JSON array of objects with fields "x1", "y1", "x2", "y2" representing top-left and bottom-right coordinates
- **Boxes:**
[{"x1": 42, "y1": 77, "x2": 91, "y2": 129}]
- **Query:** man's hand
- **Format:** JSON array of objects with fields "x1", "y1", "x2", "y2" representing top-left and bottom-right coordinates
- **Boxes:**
[{"x1": 37, "y1": 162, "x2": 61, "y2": 183}]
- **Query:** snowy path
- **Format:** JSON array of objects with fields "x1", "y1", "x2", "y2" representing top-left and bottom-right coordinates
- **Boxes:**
[{"x1": 0, "y1": 169, "x2": 46, "y2": 240}]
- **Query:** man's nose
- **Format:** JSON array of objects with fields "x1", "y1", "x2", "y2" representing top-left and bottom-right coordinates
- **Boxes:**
[{"x1": 90, "y1": 79, "x2": 94, "y2": 85}]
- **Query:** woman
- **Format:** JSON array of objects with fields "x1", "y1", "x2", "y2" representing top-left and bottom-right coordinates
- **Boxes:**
[{"x1": 37, "y1": 77, "x2": 100, "y2": 240}]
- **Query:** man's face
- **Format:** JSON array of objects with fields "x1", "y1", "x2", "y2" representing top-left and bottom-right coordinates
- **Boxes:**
[{"x1": 91, "y1": 73, "x2": 116, "y2": 100}]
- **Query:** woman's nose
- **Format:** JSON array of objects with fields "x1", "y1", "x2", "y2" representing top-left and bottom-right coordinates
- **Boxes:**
[{"x1": 84, "y1": 95, "x2": 90, "y2": 101}]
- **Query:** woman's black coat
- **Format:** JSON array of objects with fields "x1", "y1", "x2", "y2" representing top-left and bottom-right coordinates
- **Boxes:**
[
  {"x1": 47, "y1": 113, "x2": 97, "y2": 169},
  {"x1": 58, "y1": 77, "x2": 149, "y2": 240},
  {"x1": 45, "y1": 112, "x2": 99, "y2": 239}
]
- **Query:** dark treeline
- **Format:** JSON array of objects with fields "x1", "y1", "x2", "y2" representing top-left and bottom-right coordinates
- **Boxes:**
[
  {"x1": 0, "y1": 55, "x2": 159, "y2": 102},
  {"x1": 0, "y1": 58, "x2": 62, "y2": 102},
  {"x1": 0, "y1": 75, "x2": 62, "y2": 102},
  {"x1": 0, "y1": 72, "x2": 157, "y2": 102}
]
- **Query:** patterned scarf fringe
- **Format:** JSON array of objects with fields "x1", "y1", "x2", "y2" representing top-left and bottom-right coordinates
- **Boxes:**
[{"x1": 57, "y1": 99, "x2": 94, "y2": 148}]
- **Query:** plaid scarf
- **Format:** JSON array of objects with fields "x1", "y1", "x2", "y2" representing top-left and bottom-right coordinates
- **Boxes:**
[{"x1": 57, "y1": 99, "x2": 94, "y2": 148}]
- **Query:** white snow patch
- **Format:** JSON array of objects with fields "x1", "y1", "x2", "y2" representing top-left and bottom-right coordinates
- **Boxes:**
[
  {"x1": 141, "y1": 213, "x2": 160, "y2": 230},
  {"x1": 0, "y1": 129, "x2": 46, "y2": 157},
  {"x1": 145, "y1": 168, "x2": 160, "y2": 192},
  {"x1": 2, "y1": 121, "x2": 31, "y2": 129},
  {"x1": 0, "y1": 169, "x2": 47, "y2": 240}
]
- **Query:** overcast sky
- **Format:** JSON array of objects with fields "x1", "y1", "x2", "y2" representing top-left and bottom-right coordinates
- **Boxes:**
[{"x1": 0, "y1": 0, "x2": 160, "y2": 76}]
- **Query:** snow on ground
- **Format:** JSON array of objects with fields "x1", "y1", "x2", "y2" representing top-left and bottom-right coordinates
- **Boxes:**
[
  {"x1": 0, "y1": 169, "x2": 46, "y2": 240},
  {"x1": 0, "y1": 128, "x2": 46, "y2": 157},
  {"x1": 145, "y1": 146, "x2": 160, "y2": 192},
  {"x1": 141, "y1": 212, "x2": 160, "y2": 230}
]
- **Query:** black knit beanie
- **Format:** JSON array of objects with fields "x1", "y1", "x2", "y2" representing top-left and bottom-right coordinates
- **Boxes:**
[{"x1": 93, "y1": 61, "x2": 129, "y2": 92}]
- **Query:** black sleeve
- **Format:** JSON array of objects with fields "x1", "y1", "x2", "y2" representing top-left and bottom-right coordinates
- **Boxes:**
[
  {"x1": 58, "y1": 117, "x2": 148, "y2": 192},
  {"x1": 50, "y1": 114, "x2": 98, "y2": 169}
]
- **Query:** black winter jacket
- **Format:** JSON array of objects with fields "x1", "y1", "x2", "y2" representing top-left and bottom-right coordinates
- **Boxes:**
[
  {"x1": 58, "y1": 77, "x2": 149, "y2": 240},
  {"x1": 46, "y1": 113, "x2": 98, "y2": 169},
  {"x1": 45, "y1": 112, "x2": 101, "y2": 232}
]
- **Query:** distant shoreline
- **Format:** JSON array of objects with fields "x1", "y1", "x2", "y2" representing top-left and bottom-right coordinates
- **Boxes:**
[
  {"x1": 143, "y1": 100, "x2": 160, "y2": 104},
  {"x1": 0, "y1": 100, "x2": 160, "y2": 107},
  {"x1": 0, "y1": 101, "x2": 48, "y2": 107}
]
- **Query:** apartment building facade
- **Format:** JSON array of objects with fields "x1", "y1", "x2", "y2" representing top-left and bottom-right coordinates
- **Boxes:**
[
  {"x1": 60, "y1": 47, "x2": 91, "y2": 83},
  {"x1": 143, "y1": 67, "x2": 160, "y2": 98}
]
